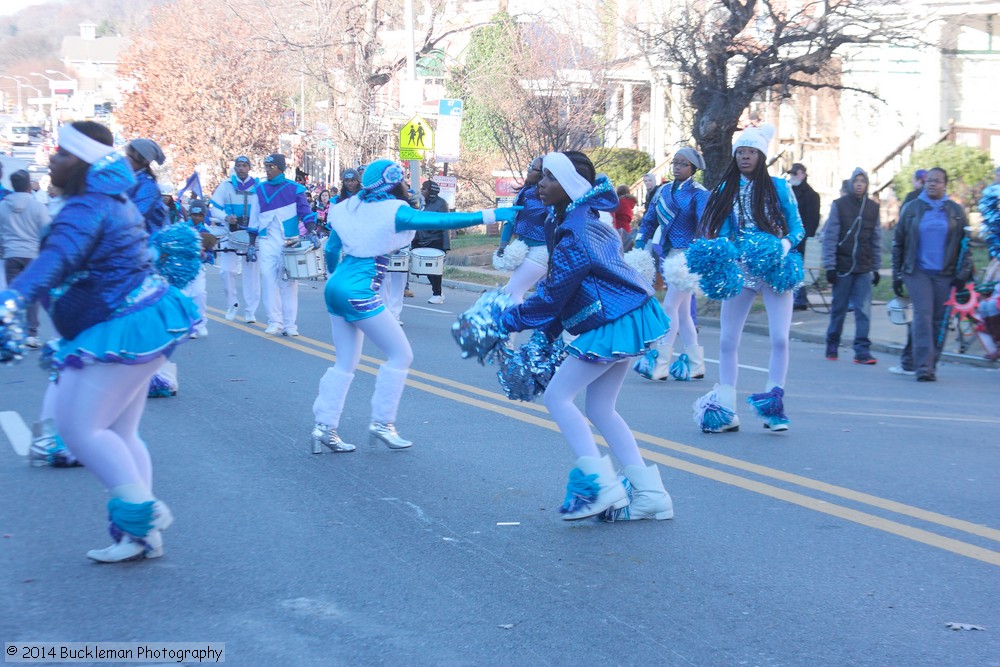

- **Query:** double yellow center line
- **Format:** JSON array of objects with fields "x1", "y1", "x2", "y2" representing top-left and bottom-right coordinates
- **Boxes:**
[{"x1": 206, "y1": 307, "x2": 1000, "y2": 567}]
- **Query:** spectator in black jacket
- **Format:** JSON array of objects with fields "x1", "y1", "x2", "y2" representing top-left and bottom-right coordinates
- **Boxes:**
[
  {"x1": 902, "y1": 169, "x2": 927, "y2": 206},
  {"x1": 822, "y1": 168, "x2": 881, "y2": 364},
  {"x1": 788, "y1": 163, "x2": 820, "y2": 310}
]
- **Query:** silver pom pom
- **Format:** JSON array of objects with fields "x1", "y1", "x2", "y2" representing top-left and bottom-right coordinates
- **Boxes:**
[
  {"x1": 451, "y1": 289, "x2": 514, "y2": 364},
  {"x1": 497, "y1": 330, "x2": 567, "y2": 401},
  {"x1": 492, "y1": 239, "x2": 529, "y2": 271},
  {"x1": 0, "y1": 291, "x2": 26, "y2": 365},
  {"x1": 623, "y1": 248, "x2": 656, "y2": 284}
]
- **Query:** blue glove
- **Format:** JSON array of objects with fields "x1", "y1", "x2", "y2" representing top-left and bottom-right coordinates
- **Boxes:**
[
  {"x1": 246, "y1": 245, "x2": 258, "y2": 263},
  {"x1": 634, "y1": 237, "x2": 647, "y2": 250},
  {"x1": 493, "y1": 206, "x2": 523, "y2": 224}
]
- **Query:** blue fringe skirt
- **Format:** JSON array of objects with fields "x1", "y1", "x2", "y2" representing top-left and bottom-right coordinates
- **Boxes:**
[{"x1": 566, "y1": 298, "x2": 669, "y2": 363}]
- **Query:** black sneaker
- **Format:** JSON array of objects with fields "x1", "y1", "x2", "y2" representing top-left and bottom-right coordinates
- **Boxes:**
[
  {"x1": 916, "y1": 373, "x2": 937, "y2": 382},
  {"x1": 825, "y1": 343, "x2": 838, "y2": 360},
  {"x1": 854, "y1": 353, "x2": 877, "y2": 365}
]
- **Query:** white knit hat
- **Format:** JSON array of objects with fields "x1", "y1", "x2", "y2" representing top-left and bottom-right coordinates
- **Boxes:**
[{"x1": 732, "y1": 124, "x2": 776, "y2": 160}]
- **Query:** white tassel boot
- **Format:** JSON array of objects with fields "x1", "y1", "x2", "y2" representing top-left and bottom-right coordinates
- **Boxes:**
[
  {"x1": 634, "y1": 341, "x2": 672, "y2": 381},
  {"x1": 603, "y1": 463, "x2": 674, "y2": 521},
  {"x1": 560, "y1": 455, "x2": 628, "y2": 521},
  {"x1": 311, "y1": 368, "x2": 357, "y2": 453},
  {"x1": 685, "y1": 344, "x2": 706, "y2": 380},
  {"x1": 369, "y1": 366, "x2": 412, "y2": 449},
  {"x1": 693, "y1": 383, "x2": 740, "y2": 433}
]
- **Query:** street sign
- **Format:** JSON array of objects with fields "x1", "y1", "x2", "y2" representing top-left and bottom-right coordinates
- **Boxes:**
[
  {"x1": 400, "y1": 148, "x2": 424, "y2": 161},
  {"x1": 438, "y1": 99, "x2": 463, "y2": 117},
  {"x1": 400, "y1": 115, "x2": 434, "y2": 151}
]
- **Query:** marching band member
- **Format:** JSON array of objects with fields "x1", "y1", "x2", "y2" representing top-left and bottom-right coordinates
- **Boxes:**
[
  {"x1": 497, "y1": 155, "x2": 550, "y2": 304},
  {"x1": 633, "y1": 147, "x2": 709, "y2": 381},
  {"x1": 499, "y1": 151, "x2": 674, "y2": 522},
  {"x1": 311, "y1": 159, "x2": 519, "y2": 453},
  {"x1": 1, "y1": 121, "x2": 199, "y2": 562},
  {"x1": 209, "y1": 155, "x2": 260, "y2": 322},
  {"x1": 246, "y1": 153, "x2": 317, "y2": 336},
  {"x1": 691, "y1": 125, "x2": 804, "y2": 433}
]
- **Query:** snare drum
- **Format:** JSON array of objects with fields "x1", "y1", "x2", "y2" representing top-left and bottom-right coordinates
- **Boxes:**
[
  {"x1": 282, "y1": 241, "x2": 327, "y2": 280},
  {"x1": 409, "y1": 247, "x2": 446, "y2": 276},
  {"x1": 228, "y1": 230, "x2": 251, "y2": 254},
  {"x1": 387, "y1": 250, "x2": 410, "y2": 272}
]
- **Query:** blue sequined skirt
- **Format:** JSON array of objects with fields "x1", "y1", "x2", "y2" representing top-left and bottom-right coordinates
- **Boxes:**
[
  {"x1": 566, "y1": 298, "x2": 669, "y2": 362},
  {"x1": 53, "y1": 279, "x2": 199, "y2": 370}
]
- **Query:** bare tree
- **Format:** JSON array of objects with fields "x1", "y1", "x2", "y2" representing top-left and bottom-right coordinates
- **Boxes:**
[
  {"x1": 116, "y1": 0, "x2": 287, "y2": 185},
  {"x1": 635, "y1": 0, "x2": 921, "y2": 187}
]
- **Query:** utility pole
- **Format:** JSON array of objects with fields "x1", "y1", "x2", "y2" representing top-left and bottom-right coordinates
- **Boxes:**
[{"x1": 404, "y1": 0, "x2": 420, "y2": 196}]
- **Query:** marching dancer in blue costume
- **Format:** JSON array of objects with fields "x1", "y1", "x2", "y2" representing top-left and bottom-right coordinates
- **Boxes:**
[
  {"x1": 497, "y1": 155, "x2": 551, "y2": 303},
  {"x1": 124, "y1": 138, "x2": 170, "y2": 237},
  {"x1": 634, "y1": 147, "x2": 709, "y2": 381},
  {"x1": 691, "y1": 125, "x2": 804, "y2": 433},
  {"x1": 499, "y1": 151, "x2": 674, "y2": 522},
  {"x1": 0, "y1": 121, "x2": 199, "y2": 562},
  {"x1": 311, "y1": 160, "x2": 520, "y2": 453}
]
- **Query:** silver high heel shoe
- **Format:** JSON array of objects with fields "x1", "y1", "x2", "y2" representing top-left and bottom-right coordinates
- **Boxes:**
[
  {"x1": 368, "y1": 422, "x2": 412, "y2": 449},
  {"x1": 311, "y1": 423, "x2": 356, "y2": 453}
]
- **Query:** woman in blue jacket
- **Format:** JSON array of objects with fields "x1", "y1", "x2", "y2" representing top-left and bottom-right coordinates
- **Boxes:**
[
  {"x1": 692, "y1": 125, "x2": 804, "y2": 433},
  {"x1": 1, "y1": 122, "x2": 199, "y2": 563},
  {"x1": 500, "y1": 151, "x2": 674, "y2": 523},
  {"x1": 497, "y1": 155, "x2": 550, "y2": 303}
]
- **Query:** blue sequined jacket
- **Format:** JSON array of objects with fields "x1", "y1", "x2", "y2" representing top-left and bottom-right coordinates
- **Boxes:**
[
  {"x1": 716, "y1": 176, "x2": 805, "y2": 247},
  {"x1": 500, "y1": 184, "x2": 548, "y2": 245},
  {"x1": 10, "y1": 153, "x2": 152, "y2": 340},
  {"x1": 501, "y1": 178, "x2": 653, "y2": 337},
  {"x1": 127, "y1": 169, "x2": 169, "y2": 237}
]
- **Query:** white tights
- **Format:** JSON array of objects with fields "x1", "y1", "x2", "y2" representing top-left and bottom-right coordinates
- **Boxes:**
[
  {"x1": 718, "y1": 286, "x2": 792, "y2": 389},
  {"x1": 55, "y1": 358, "x2": 164, "y2": 500},
  {"x1": 659, "y1": 286, "x2": 698, "y2": 351},
  {"x1": 543, "y1": 356, "x2": 644, "y2": 467},
  {"x1": 504, "y1": 260, "x2": 548, "y2": 304}
]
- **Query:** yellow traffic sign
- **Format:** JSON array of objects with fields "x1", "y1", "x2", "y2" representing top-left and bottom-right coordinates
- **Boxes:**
[{"x1": 400, "y1": 115, "x2": 434, "y2": 151}]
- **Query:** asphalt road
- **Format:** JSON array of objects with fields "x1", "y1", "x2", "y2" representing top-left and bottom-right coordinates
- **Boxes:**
[{"x1": 1, "y1": 257, "x2": 998, "y2": 665}]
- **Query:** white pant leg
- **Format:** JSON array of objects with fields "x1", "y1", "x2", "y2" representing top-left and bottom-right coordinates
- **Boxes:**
[
  {"x1": 241, "y1": 255, "x2": 261, "y2": 319},
  {"x1": 217, "y1": 252, "x2": 239, "y2": 309},
  {"x1": 258, "y1": 244, "x2": 284, "y2": 326},
  {"x1": 182, "y1": 266, "x2": 208, "y2": 321},
  {"x1": 279, "y1": 272, "x2": 299, "y2": 329},
  {"x1": 381, "y1": 271, "x2": 406, "y2": 319}
]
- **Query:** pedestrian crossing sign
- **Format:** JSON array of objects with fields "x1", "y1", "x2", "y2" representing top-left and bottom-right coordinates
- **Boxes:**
[{"x1": 400, "y1": 115, "x2": 434, "y2": 151}]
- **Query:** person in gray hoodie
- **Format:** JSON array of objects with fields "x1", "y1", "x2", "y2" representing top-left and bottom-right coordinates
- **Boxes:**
[
  {"x1": 821, "y1": 167, "x2": 881, "y2": 364},
  {"x1": 0, "y1": 169, "x2": 51, "y2": 347}
]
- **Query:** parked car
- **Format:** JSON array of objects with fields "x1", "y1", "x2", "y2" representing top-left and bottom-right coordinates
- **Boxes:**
[{"x1": 27, "y1": 126, "x2": 44, "y2": 139}]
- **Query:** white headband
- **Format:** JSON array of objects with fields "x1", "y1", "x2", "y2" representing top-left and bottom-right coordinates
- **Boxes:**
[
  {"x1": 542, "y1": 152, "x2": 592, "y2": 202},
  {"x1": 58, "y1": 125, "x2": 116, "y2": 164}
]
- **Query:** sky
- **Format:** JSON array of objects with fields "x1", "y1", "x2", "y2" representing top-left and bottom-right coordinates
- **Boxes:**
[{"x1": 0, "y1": 0, "x2": 52, "y2": 17}]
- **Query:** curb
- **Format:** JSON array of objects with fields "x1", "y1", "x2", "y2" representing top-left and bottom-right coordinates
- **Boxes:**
[{"x1": 441, "y1": 277, "x2": 997, "y2": 370}]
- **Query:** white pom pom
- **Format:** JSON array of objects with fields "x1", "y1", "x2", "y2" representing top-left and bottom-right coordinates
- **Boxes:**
[
  {"x1": 623, "y1": 248, "x2": 655, "y2": 284},
  {"x1": 492, "y1": 238, "x2": 529, "y2": 271},
  {"x1": 661, "y1": 252, "x2": 701, "y2": 293}
]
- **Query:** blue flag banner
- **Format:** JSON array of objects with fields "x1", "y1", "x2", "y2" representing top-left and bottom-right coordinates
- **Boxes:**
[{"x1": 177, "y1": 172, "x2": 202, "y2": 200}]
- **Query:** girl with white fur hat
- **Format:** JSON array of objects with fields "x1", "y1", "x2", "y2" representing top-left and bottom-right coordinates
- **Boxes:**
[{"x1": 690, "y1": 124, "x2": 804, "y2": 434}]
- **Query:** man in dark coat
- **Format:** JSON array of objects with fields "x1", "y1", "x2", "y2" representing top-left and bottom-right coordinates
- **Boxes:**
[
  {"x1": 788, "y1": 163, "x2": 820, "y2": 310},
  {"x1": 821, "y1": 168, "x2": 882, "y2": 364}
]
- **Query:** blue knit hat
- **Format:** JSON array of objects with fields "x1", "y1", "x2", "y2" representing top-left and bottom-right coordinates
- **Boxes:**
[{"x1": 360, "y1": 159, "x2": 405, "y2": 201}]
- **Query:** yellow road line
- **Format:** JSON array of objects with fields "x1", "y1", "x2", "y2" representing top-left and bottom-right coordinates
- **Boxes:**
[{"x1": 205, "y1": 309, "x2": 1000, "y2": 563}]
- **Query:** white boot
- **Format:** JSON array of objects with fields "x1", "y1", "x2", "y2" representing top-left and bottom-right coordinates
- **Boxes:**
[
  {"x1": 311, "y1": 368, "x2": 356, "y2": 453},
  {"x1": 560, "y1": 455, "x2": 628, "y2": 521},
  {"x1": 603, "y1": 463, "x2": 674, "y2": 521},
  {"x1": 693, "y1": 383, "x2": 740, "y2": 433},
  {"x1": 684, "y1": 344, "x2": 705, "y2": 380},
  {"x1": 370, "y1": 366, "x2": 412, "y2": 449},
  {"x1": 634, "y1": 342, "x2": 672, "y2": 381},
  {"x1": 87, "y1": 531, "x2": 163, "y2": 563}
]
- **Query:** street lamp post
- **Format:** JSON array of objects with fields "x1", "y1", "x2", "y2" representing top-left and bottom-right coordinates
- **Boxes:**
[
  {"x1": 30, "y1": 73, "x2": 59, "y2": 129},
  {"x1": 0, "y1": 76, "x2": 22, "y2": 118}
]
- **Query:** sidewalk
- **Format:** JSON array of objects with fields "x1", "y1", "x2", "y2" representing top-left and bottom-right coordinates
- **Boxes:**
[{"x1": 440, "y1": 263, "x2": 999, "y2": 369}]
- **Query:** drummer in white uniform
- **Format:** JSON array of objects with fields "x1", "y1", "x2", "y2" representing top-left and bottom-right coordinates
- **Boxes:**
[{"x1": 209, "y1": 155, "x2": 260, "y2": 322}]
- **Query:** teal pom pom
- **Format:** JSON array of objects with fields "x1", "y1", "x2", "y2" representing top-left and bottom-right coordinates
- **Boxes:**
[
  {"x1": 686, "y1": 238, "x2": 743, "y2": 300},
  {"x1": 559, "y1": 467, "x2": 599, "y2": 515},
  {"x1": 740, "y1": 232, "x2": 783, "y2": 279},
  {"x1": 766, "y1": 250, "x2": 804, "y2": 293},
  {"x1": 632, "y1": 348, "x2": 658, "y2": 379},
  {"x1": 747, "y1": 386, "x2": 788, "y2": 422},
  {"x1": 669, "y1": 353, "x2": 691, "y2": 381},
  {"x1": 152, "y1": 224, "x2": 202, "y2": 289}
]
